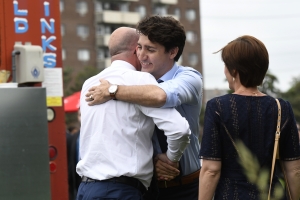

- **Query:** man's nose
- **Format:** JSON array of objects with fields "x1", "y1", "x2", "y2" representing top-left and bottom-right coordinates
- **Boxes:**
[{"x1": 138, "y1": 48, "x2": 146, "y2": 60}]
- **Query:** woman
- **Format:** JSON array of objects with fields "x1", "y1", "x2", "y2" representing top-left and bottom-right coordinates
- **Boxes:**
[{"x1": 198, "y1": 35, "x2": 300, "y2": 200}]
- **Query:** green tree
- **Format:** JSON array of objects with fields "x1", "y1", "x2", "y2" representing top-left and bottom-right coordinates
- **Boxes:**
[
  {"x1": 259, "y1": 71, "x2": 280, "y2": 97},
  {"x1": 63, "y1": 66, "x2": 101, "y2": 96},
  {"x1": 224, "y1": 70, "x2": 281, "y2": 97},
  {"x1": 281, "y1": 76, "x2": 300, "y2": 123},
  {"x1": 63, "y1": 66, "x2": 73, "y2": 96},
  {"x1": 70, "y1": 66, "x2": 100, "y2": 93},
  {"x1": 63, "y1": 66, "x2": 101, "y2": 126}
]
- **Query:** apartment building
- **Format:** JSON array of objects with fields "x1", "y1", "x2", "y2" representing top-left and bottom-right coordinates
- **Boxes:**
[{"x1": 60, "y1": 0, "x2": 202, "y2": 76}]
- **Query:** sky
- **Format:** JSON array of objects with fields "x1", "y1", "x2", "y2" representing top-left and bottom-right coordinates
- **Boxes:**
[{"x1": 199, "y1": 0, "x2": 300, "y2": 92}]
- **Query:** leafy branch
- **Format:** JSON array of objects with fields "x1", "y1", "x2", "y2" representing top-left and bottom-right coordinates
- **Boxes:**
[{"x1": 235, "y1": 140, "x2": 284, "y2": 200}]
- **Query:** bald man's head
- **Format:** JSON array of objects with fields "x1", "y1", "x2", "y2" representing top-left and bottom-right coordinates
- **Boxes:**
[{"x1": 108, "y1": 27, "x2": 139, "y2": 57}]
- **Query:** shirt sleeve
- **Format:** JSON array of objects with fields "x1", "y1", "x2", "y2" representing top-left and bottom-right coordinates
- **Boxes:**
[
  {"x1": 159, "y1": 68, "x2": 203, "y2": 108},
  {"x1": 199, "y1": 100, "x2": 222, "y2": 160},
  {"x1": 139, "y1": 105, "x2": 191, "y2": 162}
]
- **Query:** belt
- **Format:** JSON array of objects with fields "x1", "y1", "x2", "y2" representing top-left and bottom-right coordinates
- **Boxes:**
[
  {"x1": 158, "y1": 169, "x2": 200, "y2": 188},
  {"x1": 82, "y1": 176, "x2": 146, "y2": 195}
]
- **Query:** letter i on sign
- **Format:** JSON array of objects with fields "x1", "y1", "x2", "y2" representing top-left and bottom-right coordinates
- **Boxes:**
[{"x1": 44, "y1": 2, "x2": 50, "y2": 16}]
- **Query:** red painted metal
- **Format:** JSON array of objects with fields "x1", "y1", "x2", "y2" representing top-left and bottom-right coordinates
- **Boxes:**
[{"x1": 0, "y1": 1, "x2": 68, "y2": 199}]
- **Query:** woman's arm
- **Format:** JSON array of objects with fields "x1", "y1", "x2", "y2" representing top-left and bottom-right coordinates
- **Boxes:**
[
  {"x1": 198, "y1": 159, "x2": 221, "y2": 200},
  {"x1": 282, "y1": 159, "x2": 300, "y2": 200}
]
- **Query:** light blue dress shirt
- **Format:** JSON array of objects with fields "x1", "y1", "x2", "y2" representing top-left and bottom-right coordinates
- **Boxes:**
[{"x1": 153, "y1": 63, "x2": 203, "y2": 175}]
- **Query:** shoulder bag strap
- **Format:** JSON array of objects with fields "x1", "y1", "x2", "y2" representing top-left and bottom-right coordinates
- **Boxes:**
[{"x1": 268, "y1": 99, "x2": 282, "y2": 200}]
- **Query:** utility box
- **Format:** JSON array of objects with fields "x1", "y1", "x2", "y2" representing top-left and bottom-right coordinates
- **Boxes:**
[
  {"x1": 0, "y1": 88, "x2": 51, "y2": 200},
  {"x1": 14, "y1": 43, "x2": 44, "y2": 83}
]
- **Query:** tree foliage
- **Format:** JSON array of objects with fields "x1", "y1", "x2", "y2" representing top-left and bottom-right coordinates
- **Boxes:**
[
  {"x1": 281, "y1": 76, "x2": 300, "y2": 123},
  {"x1": 63, "y1": 66, "x2": 100, "y2": 96},
  {"x1": 224, "y1": 71, "x2": 281, "y2": 97},
  {"x1": 259, "y1": 71, "x2": 280, "y2": 97},
  {"x1": 63, "y1": 66, "x2": 101, "y2": 126},
  {"x1": 63, "y1": 66, "x2": 73, "y2": 96}
]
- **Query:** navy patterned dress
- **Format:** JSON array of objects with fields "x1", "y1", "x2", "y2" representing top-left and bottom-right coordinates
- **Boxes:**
[{"x1": 199, "y1": 94, "x2": 300, "y2": 200}]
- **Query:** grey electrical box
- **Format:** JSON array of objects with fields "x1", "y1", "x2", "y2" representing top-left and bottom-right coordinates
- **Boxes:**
[
  {"x1": 14, "y1": 43, "x2": 44, "y2": 83},
  {"x1": 0, "y1": 88, "x2": 51, "y2": 200}
]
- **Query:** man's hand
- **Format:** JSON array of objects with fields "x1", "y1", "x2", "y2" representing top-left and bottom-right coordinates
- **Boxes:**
[
  {"x1": 85, "y1": 79, "x2": 111, "y2": 106},
  {"x1": 154, "y1": 154, "x2": 180, "y2": 181}
]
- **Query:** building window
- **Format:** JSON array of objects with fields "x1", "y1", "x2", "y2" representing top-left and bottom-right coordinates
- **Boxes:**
[
  {"x1": 76, "y1": 1, "x2": 88, "y2": 16},
  {"x1": 186, "y1": 31, "x2": 197, "y2": 44},
  {"x1": 96, "y1": 24, "x2": 118, "y2": 35},
  {"x1": 61, "y1": 24, "x2": 65, "y2": 37},
  {"x1": 120, "y1": 3, "x2": 129, "y2": 12},
  {"x1": 62, "y1": 49, "x2": 66, "y2": 60},
  {"x1": 97, "y1": 48, "x2": 109, "y2": 59},
  {"x1": 103, "y1": 2, "x2": 110, "y2": 10},
  {"x1": 77, "y1": 25, "x2": 89, "y2": 39},
  {"x1": 153, "y1": 6, "x2": 167, "y2": 16},
  {"x1": 96, "y1": 25, "x2": 105, "y2": 35},
  {"x1": 78, "y1": 49, "x2": 90, "y2": 61},
  {"x1": 136, "y1": 5, "x2": 146, "y2": 18},
  {"x1": 186, "y1": 9, "x2": 196, "y2": 21},
  {"x1": 103, "y1": 2, "x2": 120, "y2": 11},
  {"x1": 95, "y1": 1, "x2": 103, "y2": 12},
  {"x1": 174, "y1": 8, "x2": 180, "y2": 19},
  {"x1": 189, "y1": 53, "x2": 198, "y2": 66},
  {"x1": 60, "y1": 0, "x2": 64, "y2": 12}
]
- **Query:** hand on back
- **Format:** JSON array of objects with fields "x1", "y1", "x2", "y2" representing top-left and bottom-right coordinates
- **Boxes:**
[
  {"x1": 154, "y1": 153, "x2": 180, "y2": 181},
  {"x1": 86, "y1": 79, "x2": 111, "y2": 105}
]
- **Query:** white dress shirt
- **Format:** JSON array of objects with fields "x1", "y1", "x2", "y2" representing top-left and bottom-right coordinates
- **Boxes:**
[{"x1": 76, "y1": 60, "x2": 191, "y2": 188}]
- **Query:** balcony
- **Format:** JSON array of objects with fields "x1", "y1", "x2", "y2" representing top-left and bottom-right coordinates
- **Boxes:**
[
  {"x1": 97, "y1": 58, "x2": 111, "y2": 70},
  {"x1": 152, "y1": 0, "x2": 178, "y2": 4},
  {"x1": 96, "y1": 34, "x2": 110, "y2": 46},
  {"x1": 95, "y1": 11, "x2": 140, "y2": 25}
]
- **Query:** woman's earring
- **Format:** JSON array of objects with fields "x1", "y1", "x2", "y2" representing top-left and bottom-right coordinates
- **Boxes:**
[{"x1": 233, "y1": 77, "x2": 235, "y2": 82}]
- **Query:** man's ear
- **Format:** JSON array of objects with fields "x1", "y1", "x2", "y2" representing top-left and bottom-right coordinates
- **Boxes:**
[{"x1": 169, "y1": 47, "x2": 179, "y2": 60}]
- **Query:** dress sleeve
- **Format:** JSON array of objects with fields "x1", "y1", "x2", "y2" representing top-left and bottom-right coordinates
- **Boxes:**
[
  {"x1": 199, "y1": 99, "x2": 222, "y2": 160},
  {"x1": 279, "y1": 100, "x2": 300, "y2": 161},
  {"x1": 159, "y1": 68, "x2": 203, "y2": 108}
]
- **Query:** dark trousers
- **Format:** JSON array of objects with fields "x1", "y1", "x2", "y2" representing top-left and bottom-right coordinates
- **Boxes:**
[
  {"x1": 142, "y1": 175, "x2": 159, "y2": 200},
  {"x1": 77, "y1": 181, "x2": 142, "y2": 200},
  {"x1": 143, "y1": 178, "x2": 198, "y2": 200},
  {"x1": 158, "y1": 179, "x2": 199, "y2": 200}
]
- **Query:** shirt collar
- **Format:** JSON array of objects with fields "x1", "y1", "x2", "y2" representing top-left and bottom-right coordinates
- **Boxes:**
[
  {"x1": 157, "y1": 63, "x2": 178, "y2": 82},
  {"x1": 110, "y1": 60, "x2": 137, "y2": 71}
]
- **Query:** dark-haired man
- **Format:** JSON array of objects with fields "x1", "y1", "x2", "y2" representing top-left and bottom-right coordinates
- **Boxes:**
[
  {"x1": 86, "y1": 16, "x2": 203, "y2": 200},
  {"x1": 76, "y1": 27, "x2": 191, "y2": 200}
]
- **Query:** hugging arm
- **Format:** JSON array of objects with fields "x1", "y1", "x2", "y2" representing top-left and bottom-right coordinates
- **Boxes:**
[
  {"x1": 86, "y1": 79, "x2": 166, "y2": 107},
  {"x1": 139, "y1": 105, "x2": 191, "y2": 180}
]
